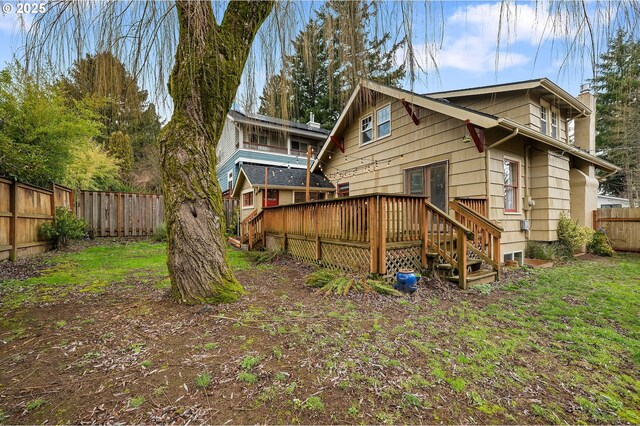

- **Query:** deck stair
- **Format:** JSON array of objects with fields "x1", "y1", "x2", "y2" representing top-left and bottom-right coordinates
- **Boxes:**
[{"x1": 240, "y1": 193, "x2": 503, "y2": 291}]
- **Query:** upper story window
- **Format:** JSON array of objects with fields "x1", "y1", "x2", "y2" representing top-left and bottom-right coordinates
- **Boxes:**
[
  {"x1": 337, "y1": 182, "x2": 350, "y2": 197},
  {"x1": 227, "y1": 171, "x2": 233, "y2": 191},
  {"x1": 242, "y1": 190, "x2": 254, "y2": 209},
  {"x1": 540, "y1": 105, "x2": 548, "y2": 135},
  {"x1": 503, "y1": 159, "x2": 519, "y2": 213},
  {"x1": 551, "y1": 111, "x2": 558, "y2": 138},
  {"x1": 361, "y1": 115, "x2": 373, "y2": 144},
  {"x1": 376, "y1": 105, "x2": 391, "y2": 138}
]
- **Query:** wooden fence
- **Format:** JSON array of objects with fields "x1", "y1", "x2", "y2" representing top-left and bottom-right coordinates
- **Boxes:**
[
  {"x1": 243, "y1": 194, "x2": 489, "y2": 288},
  {"x1": 76, "y1": 191, "x2": 164, "y2": 237},
  {"x1": 593, "y1": 208, "x2": 640, "y2": 251},
  {"x1": 223, "y1": 198, "x2": 239, "y2": 233},
  {"x1": 0, "y1": 178, "x2": 73, "y2": 261}
]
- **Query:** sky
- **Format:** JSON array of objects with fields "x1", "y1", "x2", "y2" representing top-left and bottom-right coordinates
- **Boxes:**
[{"x1": 0, "y1": 0, "x2": 633, "y2": 121}]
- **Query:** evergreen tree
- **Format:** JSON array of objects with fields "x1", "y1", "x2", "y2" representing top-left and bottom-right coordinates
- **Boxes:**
[
  {"x1": 258, "y1": 1, "x2": 405, "y2": 129},
  {"x1": 107, "y1": 131, "x2": 134, "y2": 174},
  {"x1": 60, "y1": 52, "x2": 162, "y2": 189},
  {"x1": 592, "y1": 30, "x2": 640, "y2": 205}
]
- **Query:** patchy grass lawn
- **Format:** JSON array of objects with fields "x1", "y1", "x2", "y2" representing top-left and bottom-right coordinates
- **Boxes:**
[{"x1": 0, "y1": 241, "x2": 638, "y2": 424}]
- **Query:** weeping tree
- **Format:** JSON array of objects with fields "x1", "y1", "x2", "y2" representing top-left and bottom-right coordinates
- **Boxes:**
[{"x1": 22, "y1": 0, "x2": 640, "y2": 304}]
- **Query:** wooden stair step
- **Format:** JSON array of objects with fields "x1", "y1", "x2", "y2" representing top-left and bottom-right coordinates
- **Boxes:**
[
  {"x1": 435, "y1": 263, "x2": 454, "y2": 270},
  {"x1": 446, "y1": 270, "x2": 497, "y2": 285}
]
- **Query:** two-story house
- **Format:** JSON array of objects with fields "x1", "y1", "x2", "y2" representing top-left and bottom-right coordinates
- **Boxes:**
[
  {"x1": 312, "y1": 78, "x2": 619, "y2": 263},
  {"x1": 217, "y1": 110, "x2": 334, "y2": 220}
]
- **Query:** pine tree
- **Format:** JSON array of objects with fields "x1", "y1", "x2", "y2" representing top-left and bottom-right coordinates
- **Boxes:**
[{"x1": 592, "y1": 30, "x2": 640, "y2": 205}]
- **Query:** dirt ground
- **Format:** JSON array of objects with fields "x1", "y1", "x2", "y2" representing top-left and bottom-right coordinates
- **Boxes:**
[{"x1": 0, "y1": 242, "x2": 637, "y2": 425}]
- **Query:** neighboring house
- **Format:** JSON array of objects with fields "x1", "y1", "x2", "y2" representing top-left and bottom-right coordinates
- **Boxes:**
[
  {"x1": 312, "y1": 78, "x2": 619, "y2": 262},
  {"x1": 232, "y1": 164, "x2": 335, "y2": 221},
  {"x1": 598, "y1": 194, "x2": 630, "y2": 208},
  {"x1": 216, "y1": 110, "x2": 329, "y2": 198}
]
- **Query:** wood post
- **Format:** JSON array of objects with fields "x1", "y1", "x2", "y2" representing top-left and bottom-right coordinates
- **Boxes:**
[
  {"x1": 420, "y1": 201, "x2": 427, "y2": 268},
  {"x1": 9, "y1": 179, "x2": 17, "y2": 261},
  {"x1": 492, "y1": 234, "x2": 501, "y2": 280},
  {"x1": 369, "y1": 196, "x2": 378, "y2": 274},
  {"x1": 314, "y1": 206, "x2": 321, "y2": 261},
  {"x1": 50, "y1": 183, "x2": 57, "y2": 223},
  {"x1": 117, "y1": 194, "x2": 122, "y2": 237},
  {"x1": 457, "y1": 227, "x2": 468, "y2": 289},
  {"x1": 592, "y1": 209, "x2": 598, "y2": 231},
  {"x1": 378, "y1": 196, "x2": 387, "y2": 275},
  {"x1": 282, "y1": 208, "x2": 287, "y2": 251},
  {"x1": 306, "y1": 145, "x2": 311, "y2": 202}
]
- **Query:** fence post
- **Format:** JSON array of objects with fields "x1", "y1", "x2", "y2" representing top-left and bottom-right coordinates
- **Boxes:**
[
  {"x1": 378, "y1": 196, "x2": 387, "y2": 275},
  {"x1": 50, "y1": 183, "x2": 56, "y2": 223},
  {"x1": 9, "y1": 179, "x2": 17, "y2": 261},
  {"x1": 592, "y1": 209, "x2": 598, "y2": 231},
  {"x1": 282, "y1": 208, "x2": 287, "y2": 252},
  {"x1": 457, "y1": 227, "x2": 468, "y2": 289}
]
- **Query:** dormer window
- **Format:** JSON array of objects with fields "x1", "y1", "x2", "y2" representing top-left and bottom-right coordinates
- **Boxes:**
[
  {"x1": 551, "y1": 111, "x2": 558, "y2": 138},
  {"x1": 540, "y1": 105, "x2": 548, "y2": 134},
  {"x1": 361, "y1": 115, "x2": 373, "y2": 144}
]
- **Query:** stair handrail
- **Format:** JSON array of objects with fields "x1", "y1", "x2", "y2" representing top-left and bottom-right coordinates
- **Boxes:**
[
  {"x1": 450, "y1": 200, "x2": 502, "y2": 238},
  {"x1": 424, "y1": 200, "x2": 473, "y2": 288},
  {"x1": 246, "y1": 210, "x2": 264, "y2": 250},
  {"x1": 449, "y1": 199, "x2": 502, "y2": 279}
]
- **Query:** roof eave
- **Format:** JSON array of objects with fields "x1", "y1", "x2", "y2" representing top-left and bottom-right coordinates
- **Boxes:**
[{"x1": 497, "y1": 119, "x2": 619, "y2": 173}]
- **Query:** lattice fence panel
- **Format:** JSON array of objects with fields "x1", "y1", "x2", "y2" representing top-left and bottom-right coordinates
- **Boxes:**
[
  {"x1": 385, "y1": 246, "x2": 422, "y2": 279},
  {"x1": 321, "y1": 243, "x2": 370, "y2": 274},
  {"x1": 266, "y1": 235, "x2": 284, "y2": 252},
  {"x1": 287, "y1": 238, "x2": 317, "y2": 264}
]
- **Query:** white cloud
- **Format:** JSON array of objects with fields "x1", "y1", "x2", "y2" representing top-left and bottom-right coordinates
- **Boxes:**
[{"x1": 399, "y1": 1, "x2": 563, "y2": 73}]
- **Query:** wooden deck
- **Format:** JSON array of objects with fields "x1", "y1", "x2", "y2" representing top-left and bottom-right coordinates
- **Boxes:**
[{"x1": 243, "y1": 194, "x2": 502, "y2": 288}]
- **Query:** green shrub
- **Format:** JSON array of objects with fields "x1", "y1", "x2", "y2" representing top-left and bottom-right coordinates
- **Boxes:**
[
  {"x1": 557, "y1": 212, "x2": 594, "y2": 253},
  {"x1": 526, "y1": 240, "x2": 556, "y2": 260},
  {"x1": 587, "y1": 230, "x2": 615, "y2": 256},
  {"x1": 39, "y1": 207, "x2": 87, "y2": 248},
  {"x1": 153, "y1": 222, "x2": 167, "y2": 242}
]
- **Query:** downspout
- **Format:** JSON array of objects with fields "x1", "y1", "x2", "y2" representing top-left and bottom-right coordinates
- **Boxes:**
[
  {"x1": 485, "y1": 128, "x2": 520, "y2": 213},
  {"x1": 524, "y1": 144, "x2": 532, "y2": 239}
]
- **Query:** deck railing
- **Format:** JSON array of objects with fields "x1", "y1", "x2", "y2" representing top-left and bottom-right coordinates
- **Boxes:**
[
  {"x1": 244, "y1": 194, "x2": 481, "y2": 288},
  {"x1": 450, "y1": 199, "x2": 502, "y2": 279},
  {"x1": 454, "y1": 197, "x2": 488, "y2": 217}
]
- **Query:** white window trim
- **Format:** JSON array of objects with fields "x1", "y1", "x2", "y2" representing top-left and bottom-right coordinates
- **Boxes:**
[
  {"x1": 227, "y1": 170, "x2": 233, "y2": 187},
  {"x1": 241, "y1": 189, "x2": 254, "y2": 209},
  {"x1": 360, "y1": 114, "x2": 373, "y2": 146},
  {"x1": 503, "y1": 156, "x2": 522, "y2": 215},
  {"x1": 503, "y1": 251, "x2": 523, "y2": 265},
  {"x1": 539, "y1": 101, "x2": 549, "y2": 135},
  {"x1": 551, "y1": 108, "x2": 559, "y2": 139},
  {"x1": 376, "y1": 103, "x2": 392, "y2": 141},
  {"x1": 359, "y1": 103, "x2": 393, "y2": 146}
]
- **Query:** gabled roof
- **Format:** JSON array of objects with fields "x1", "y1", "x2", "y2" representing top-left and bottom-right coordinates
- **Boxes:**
[
  {"x1": 232, "y1": 164, "x2": 335, "y2": 198},
  {"x1": 312, "y1": 79, "x2": 619, "y2": 174},
  {"x1": 228, "y1": 110, "x2": 329, "y2": 139},
  {"x1": 312, "y1": 79, "x2": 501, "y2": 172},
  {"x1": 427, "y1": 78, "x2": 591, "y2": 118}
]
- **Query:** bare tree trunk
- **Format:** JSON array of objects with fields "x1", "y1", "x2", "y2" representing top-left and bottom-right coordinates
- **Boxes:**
[{"x1": 160, "y1": 0, "x2": 273, "y2": 304}]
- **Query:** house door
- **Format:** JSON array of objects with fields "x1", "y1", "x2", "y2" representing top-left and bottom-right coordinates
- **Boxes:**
[
  {"x1": 405, "y1": 161, "x2": 448, "y2": 211},
  {"x1": 265, "y1": 189, "x2": 279, "y2": 207}
]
